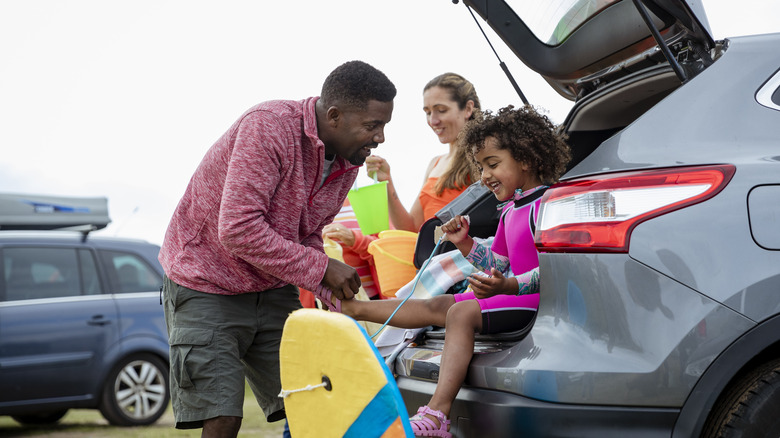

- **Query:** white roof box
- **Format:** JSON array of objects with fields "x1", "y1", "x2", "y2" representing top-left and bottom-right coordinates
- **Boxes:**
[{"x1": 0, "y1": 193, "x2": 111, "y2": 231}]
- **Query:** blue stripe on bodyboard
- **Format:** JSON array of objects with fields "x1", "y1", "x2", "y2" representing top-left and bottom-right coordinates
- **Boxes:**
[
  {"x1": 344, "y1": 383, "x2": 403, "y2": 437},
  {"x1": 346, "y1": 318, "x2": 413, "y2": 437}
]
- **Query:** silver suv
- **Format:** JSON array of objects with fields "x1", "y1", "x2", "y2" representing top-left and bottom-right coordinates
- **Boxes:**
[{"x1": 395, "y1": 1, "x2": 780, "y2": 437}]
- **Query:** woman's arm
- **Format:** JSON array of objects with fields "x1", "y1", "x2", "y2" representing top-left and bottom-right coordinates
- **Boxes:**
[
  {"x1": 385, "y1": 177, "x2": 417, "y2": 232},
  {"x1": 366, "y1": 154, "x2": 437, "y2": 232}
]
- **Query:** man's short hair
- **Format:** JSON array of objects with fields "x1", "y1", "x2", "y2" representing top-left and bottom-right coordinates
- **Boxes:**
[{"x1": 320, "y1": 60, "x2": 396, "y2": 111}]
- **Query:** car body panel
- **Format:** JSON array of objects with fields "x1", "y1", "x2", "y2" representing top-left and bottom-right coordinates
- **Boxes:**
[
  {"x1": 399, "y1": 255, "x2": 754, "y2": 407},
  {"x1": 628, "y1": 170, "x2": 780, "y2": 323},
  {"x1": 0, "y1": 295, "x2": 119, "y2": 406},
  {"x1": 112, "y1": 292, "x2": 169, "y2": 359}
]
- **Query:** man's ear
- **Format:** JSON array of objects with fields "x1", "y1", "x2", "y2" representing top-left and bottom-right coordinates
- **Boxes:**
[{"x1": 327, "y1": 106, "x2": 341, "y2": 127}]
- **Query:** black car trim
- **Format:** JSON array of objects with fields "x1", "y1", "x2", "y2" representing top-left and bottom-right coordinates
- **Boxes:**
[
  {"x1": 673, "y1": 313, "x2": 780, "y2": 437},
  {"x1": 398, "y1": 377, "x2": 680, "y2": 437}
]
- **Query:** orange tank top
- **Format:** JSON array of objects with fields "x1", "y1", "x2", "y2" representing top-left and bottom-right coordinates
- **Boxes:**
[{"x1": 418, "y1": 177, "x2": 466, "y2": 222}]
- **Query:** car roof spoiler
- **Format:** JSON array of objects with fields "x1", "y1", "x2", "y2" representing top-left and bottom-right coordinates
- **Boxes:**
[{"x1": 0, "y1": 193, "x2": 111, "y2": 233}]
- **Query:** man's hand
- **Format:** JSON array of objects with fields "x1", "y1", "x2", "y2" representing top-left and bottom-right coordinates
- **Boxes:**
[
  {"x1": 321, "y1": 258, "x2": 360, "y2": 300},
  {"x1": 467, "y1": 269, "x2": 518, "y2": 299}
]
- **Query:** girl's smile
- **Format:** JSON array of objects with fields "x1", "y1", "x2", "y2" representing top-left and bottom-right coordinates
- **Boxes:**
[{"x1": 475, "y1": 137, "x2": 540, "y2": 201}]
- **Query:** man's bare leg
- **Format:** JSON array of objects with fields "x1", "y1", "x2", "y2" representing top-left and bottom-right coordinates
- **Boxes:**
[{"x1": 202, "y1": 416, "x2": 242, "y2": 438}]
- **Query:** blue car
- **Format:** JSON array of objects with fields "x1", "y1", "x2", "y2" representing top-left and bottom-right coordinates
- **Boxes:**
[{"x1": 0, "y1": 223, "x2": 169, "y2": 426}]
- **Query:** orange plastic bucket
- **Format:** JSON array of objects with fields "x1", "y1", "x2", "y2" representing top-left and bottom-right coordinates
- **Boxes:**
[
  {"x1": 377, "y1": 230, "x2": 414, "y2": 239},
  {"x1": 367, "y1": 232, "x2": 418, "y2": 298}
]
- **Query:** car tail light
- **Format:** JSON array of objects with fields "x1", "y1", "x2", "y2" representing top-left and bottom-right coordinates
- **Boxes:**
[{"x1": 535, "y1": 165, "x2": 735, "y2": 253}]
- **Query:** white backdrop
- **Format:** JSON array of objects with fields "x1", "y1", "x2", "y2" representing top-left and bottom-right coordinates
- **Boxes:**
[{"x1": 1, "y1": 0, "x2": 777, "y2": 244}]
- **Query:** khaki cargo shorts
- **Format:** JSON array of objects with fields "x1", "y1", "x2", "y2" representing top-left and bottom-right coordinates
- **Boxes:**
[{"x1": 162, "y1": 276, "x2": 301, "y2": 429}]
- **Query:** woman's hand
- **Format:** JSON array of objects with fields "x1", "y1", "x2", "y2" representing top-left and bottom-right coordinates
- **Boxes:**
[
  {"x1": 365, "y1": 155, "x2": 391, "y2": 182},
  {"x1": 440, "y1": 215, "x2": 470, "y2": 244},
  {"x1": 323, "y1": 223, "x2": 356, "y2": 247},
  {"x1": 467, "y1": 269, "x2": 518, "y2": 299}
]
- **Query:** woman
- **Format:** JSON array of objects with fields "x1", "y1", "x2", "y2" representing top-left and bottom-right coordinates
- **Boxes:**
[{"x1": 365, "y1": 72, "x2": 481, "y2": 232}]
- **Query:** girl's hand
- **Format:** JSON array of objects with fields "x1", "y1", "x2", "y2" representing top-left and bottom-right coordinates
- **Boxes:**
[
  {"x1": 323, "y1": 223, "x2": 356, "y2": 247},
  {"x1": 364, "y1": 155, "x2": 390, "y2": 182},
  {"x1": 440, "y1": 215, "x2": 470, "y2": 244},
  {"x1": 467, "y1": 268, "x2": 519, "y2": 299}
]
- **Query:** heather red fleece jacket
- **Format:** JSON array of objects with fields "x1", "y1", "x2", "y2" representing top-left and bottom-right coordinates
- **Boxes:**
[{"x1": 159, "y1": 97, "x2": 359, "y2": 295}]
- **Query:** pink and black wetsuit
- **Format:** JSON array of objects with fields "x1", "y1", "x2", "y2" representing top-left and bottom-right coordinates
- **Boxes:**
[{"x1": 453, "y1": 185, "x2": 546, "y2": 334}]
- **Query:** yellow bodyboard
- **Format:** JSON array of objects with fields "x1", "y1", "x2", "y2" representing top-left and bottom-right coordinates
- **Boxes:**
[{"x1": 280, "y1": 308, "x2": 412, "y2": 437}]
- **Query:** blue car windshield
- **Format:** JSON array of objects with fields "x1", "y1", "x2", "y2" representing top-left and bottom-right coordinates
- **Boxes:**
[{"x1": 507, "y1": 0, "x2": 620, "y2": 45}]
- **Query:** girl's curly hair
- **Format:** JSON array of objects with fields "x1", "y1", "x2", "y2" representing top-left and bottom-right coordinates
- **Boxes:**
[{"x1": 462, "y1": 105, "x2": 571, "y2": 185}]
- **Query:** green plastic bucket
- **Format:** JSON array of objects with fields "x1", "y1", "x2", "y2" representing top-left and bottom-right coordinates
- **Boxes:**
[{"x1": 347, "y1": 181, "x2": 389, "y2": 235}]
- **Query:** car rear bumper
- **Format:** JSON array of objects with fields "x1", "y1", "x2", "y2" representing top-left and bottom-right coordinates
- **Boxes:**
[{"x1": 397, "y1": 376, "x2": 679, "y2": 438}]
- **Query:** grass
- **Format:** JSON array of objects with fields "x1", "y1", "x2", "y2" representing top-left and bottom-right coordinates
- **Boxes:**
[{"x1": 0, "y1": 385, "x2": 286, "y2": 438}]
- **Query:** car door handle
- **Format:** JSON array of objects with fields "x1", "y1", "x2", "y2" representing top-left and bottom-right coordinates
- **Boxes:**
[{"x1": 87, "y1": 315, "x2": 111, "y2": 326}]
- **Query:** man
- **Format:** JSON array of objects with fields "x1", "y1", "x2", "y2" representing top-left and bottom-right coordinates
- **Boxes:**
[{"x1": 159, "y1": 60, "x2": 396, "y2": 437}]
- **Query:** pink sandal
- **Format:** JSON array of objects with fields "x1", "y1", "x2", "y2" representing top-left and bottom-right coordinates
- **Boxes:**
[
  {"x1": 312, "y1": 285, "x2": 342, "y2": 313},
  {"x1": 410, "y1": 405, "x2": 451, "y2": 438}
]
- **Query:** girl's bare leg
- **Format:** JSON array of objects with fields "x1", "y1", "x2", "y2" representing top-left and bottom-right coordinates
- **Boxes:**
[
  {"x1": 341, "y1": 294, "x2": 455, "y2": 329},
  {"x1": 425, "y1": 300, "x2": 482, "y2": 428}
]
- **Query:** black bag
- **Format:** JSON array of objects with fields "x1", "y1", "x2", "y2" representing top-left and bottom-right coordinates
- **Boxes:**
[{"x1": 413, "y1": 182, "x2": 501, "y2": 269}]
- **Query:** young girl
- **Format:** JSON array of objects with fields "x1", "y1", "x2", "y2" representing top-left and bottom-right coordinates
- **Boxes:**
[{"x1": 315, "y1": 105, "x2": 571, "y2": 437}]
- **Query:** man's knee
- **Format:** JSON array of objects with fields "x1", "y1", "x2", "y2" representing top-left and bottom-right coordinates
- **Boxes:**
[{"x1": 202, "y1": 416, "x2": 242, "y2": 438}]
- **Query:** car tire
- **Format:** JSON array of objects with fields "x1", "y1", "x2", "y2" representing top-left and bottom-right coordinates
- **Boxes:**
[
  {"x1": 11, "y1": 409, "x2": 68, "y2": 425},
  {"x1": 703, "y1": 358, "x2": 780, "y2": 438},
  {"x1": 99, "y1": 353, "x2": 170, "y2": 427}
]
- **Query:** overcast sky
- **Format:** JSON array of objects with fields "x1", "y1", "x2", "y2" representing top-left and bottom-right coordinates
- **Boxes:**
[{"x1": 1, "y1": 0, "x2": 778, "y2": 245}]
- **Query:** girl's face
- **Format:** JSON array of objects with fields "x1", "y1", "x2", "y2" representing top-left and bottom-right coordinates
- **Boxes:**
[
  {"x1": 475, "y1": 137, "x2": 536, "y2": 201},
  {"x1": 423, "y1": 86, "x2": 474, "y2": 145}
]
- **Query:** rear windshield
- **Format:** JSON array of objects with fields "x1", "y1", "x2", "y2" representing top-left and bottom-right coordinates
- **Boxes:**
[{"x1": 508, "y1": 0, "x2": 619, "y2": 45}]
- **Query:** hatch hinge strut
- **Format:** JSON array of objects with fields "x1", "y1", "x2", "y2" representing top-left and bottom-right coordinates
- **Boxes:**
[
  {"x1": 461, "y1": 1, "x2": 530, "y2": 105},
  {"x1": 631, "y1": 0, "x2": 688, "y2": 83}
]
